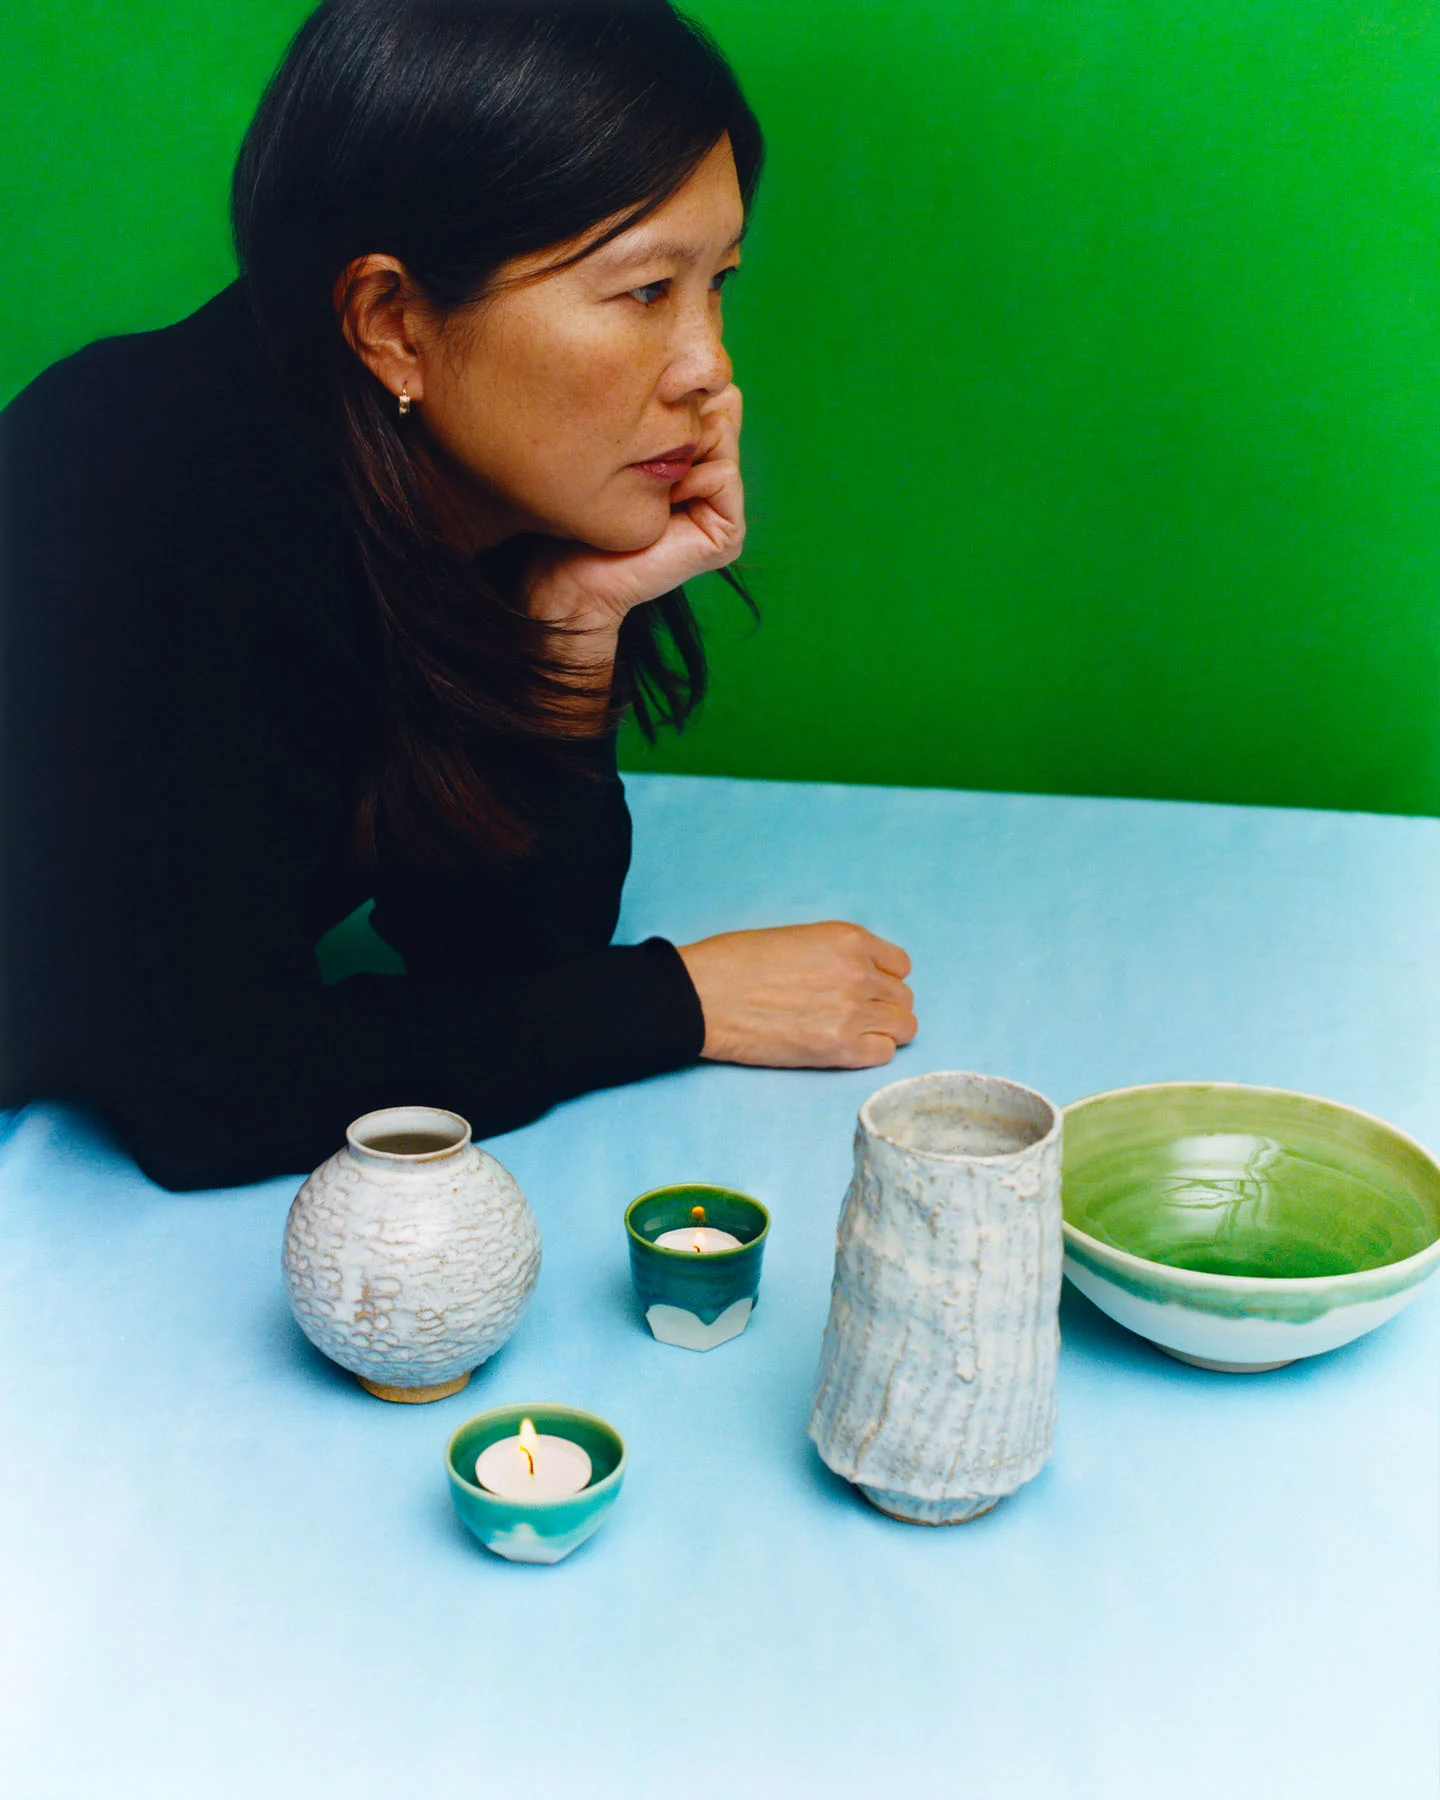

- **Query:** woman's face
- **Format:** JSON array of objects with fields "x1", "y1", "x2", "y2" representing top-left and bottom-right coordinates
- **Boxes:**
[{"x1": 413, "y1": 135, "x2": 745, "y2": 554}]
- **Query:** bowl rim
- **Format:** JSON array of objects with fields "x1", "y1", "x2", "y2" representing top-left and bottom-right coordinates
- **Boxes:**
[
  {"x1": 625, "y1": 1183, "x2": 770, "y2": 1259},
  {"x1": 859, "y1": 1069, "x2": 1062, "y2": 1164},
  {"x1": 445, "y1": 1403, "x2": 628, "y2": 1507},
  {"x1": 1062, "y1": 1079, "x2": 1440, "y2": 1291}
]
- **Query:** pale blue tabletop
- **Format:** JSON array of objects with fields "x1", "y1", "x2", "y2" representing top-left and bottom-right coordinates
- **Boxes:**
[{"x1": 3, "y1": 776, "x2": 1437, "y2": 1799}]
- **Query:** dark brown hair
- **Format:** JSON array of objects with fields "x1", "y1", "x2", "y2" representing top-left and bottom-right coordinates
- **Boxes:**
[{"x1": 232, "y1": 0, "x2": 763, "y2": 864}]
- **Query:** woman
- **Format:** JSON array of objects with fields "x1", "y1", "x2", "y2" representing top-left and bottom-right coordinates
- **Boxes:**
[{"x1": 0, "y1": 0, "x2": 917, "y2": 1190}]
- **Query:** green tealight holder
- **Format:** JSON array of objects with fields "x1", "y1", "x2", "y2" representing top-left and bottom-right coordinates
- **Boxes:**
[
  {"x1": 446, "y1": 1404, "x2": 626, "y2": 1565},
  {"x1": 625, "y1": 1184, "x2": 770, "y2": 1351}
]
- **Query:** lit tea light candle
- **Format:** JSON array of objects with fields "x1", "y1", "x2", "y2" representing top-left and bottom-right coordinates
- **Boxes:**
[
  {"x1": 654, "y1": 1203, "x2": 743, "y2": 1255},
  {"x1": 626, "y1": 1185, "x2": 770, "y2": 1352},
  {"x1": 450, "y1": 1405, "x2": 625, "y2": 1564},
  {"x1": 474, "y1": 1416, "x2": 592, "y2": 1500}
]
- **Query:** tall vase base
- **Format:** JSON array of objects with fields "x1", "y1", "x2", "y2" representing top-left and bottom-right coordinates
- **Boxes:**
[
  {"x1": 858, "y1": 1484, "x2": 1001, "y2": 1525},
  {"x1": 357, "y1": 1371, "x2": 472, "y2": 1404}
]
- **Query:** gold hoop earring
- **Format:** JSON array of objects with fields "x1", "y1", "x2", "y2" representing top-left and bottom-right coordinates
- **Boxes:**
[{"x1": 397, "y1": 385, "x2": 412, "y2": 417}]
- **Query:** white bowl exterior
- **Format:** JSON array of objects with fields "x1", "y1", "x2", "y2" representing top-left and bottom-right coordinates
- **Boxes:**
[{"x1": 1063, "y1": 1253, "x2": 1432, "y2": 1364}]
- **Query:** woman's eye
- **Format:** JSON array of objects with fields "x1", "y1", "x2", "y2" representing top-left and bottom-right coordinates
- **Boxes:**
[{"x1": 625, "y1": 269, "x2": 737, "y2": 304}]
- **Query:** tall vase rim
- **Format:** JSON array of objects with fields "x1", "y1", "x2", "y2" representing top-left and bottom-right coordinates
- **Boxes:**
[
  {"x1": 858, "y1": 1070, "x2": 1061, "y2": 1164},
  {"x1": 345, "y1": 1105, "x2": 472, "y2": 1164}
]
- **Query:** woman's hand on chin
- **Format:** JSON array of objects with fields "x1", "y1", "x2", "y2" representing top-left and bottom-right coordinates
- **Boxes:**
[
  {"x1": 528, "y1": 383, "x2": 745, "y2": 632},
  {"x1": 676, "y1": 922, "x2": 919, "y2": 1069}
]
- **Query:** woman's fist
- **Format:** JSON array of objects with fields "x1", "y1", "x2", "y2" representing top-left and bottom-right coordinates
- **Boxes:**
[{"x1": 676, "y1": 921, "x2": 917, "y2": 1069}]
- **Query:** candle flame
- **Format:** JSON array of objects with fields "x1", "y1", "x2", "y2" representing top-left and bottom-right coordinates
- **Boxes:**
[
  {"x1": 518, "y1": 1417, "x2": 538, "y2": 1477},
  {"x1": 690, "y1": 1205, "x2": 707, "y2": 1226},
  {"x1": 691, "y1": 1232, "x2": 705, "y2": 1253}
]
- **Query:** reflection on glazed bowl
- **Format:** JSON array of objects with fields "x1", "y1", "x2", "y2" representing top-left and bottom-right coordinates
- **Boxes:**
[{"x1": 1062, "y1": 1083, "x2": 1440, "y2": 1371}]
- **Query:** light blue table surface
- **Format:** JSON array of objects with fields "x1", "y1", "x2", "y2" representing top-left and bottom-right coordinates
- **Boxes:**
[{"x1": 4, "y1": 775, "x2": 1438, "y2": 1799}]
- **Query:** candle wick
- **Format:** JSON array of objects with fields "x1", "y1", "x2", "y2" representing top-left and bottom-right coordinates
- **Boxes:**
[{"x1": 519, "y1": 1445, "x2": 534, "y2": 1476}]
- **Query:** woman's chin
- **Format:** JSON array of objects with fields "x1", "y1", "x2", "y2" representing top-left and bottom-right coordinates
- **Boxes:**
[{"x1": 570, "y1": 502, "x2": 673, "y2": 556}]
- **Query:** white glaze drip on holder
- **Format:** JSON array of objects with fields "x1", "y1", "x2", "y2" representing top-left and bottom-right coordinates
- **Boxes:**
[{"x1": 808, "y1": 1072, "x2": 1063, "y2": 1523}]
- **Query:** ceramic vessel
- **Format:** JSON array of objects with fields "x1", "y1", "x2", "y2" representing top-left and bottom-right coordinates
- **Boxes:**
[
  {"x1": 1063, "y1": 1082, "x2": 1440, "y2": 1371},
  {"x1": 625, "y1": 1184, "x2": 769, "y2": 1350},
  {"x1": 447, "y1": 1404, "x2": 626, "y2": 1564},
  {"x1": 282, "y1": 1105, "x2": 541, "y2": 1402},
  {"x1": 809, "y1": 1071, "x2": 1063, "y2": 1524}
]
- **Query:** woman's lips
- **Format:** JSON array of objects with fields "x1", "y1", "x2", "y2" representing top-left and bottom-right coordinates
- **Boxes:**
[{"x1": 631, "y1": 443, "x2": 698, "y2": 483}]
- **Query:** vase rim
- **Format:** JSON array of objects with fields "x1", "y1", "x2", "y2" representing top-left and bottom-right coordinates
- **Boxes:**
[
  {"x1": 346, "y1": 1105, "x2": 472, "y2": 1162},
  {"x1": 859, "y1": 1070, "x2": 1061, "y2": 1163}
]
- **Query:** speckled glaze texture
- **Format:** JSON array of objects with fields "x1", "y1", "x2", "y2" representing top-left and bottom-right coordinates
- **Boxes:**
[
  {"x1": 282, "y1": 1107, "x2": 541, "y2": 1393},
  {"x1": 809, "y1": 1072, "x2": 1063, "y2": 1523}
]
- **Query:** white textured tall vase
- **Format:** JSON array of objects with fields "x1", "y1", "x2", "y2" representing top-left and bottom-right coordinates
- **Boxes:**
[
  {"x1": 282, "y1": 1106, "x2": 541, "y2": 1403},
  {"x1": 808, "y1": 1071, "x2": 1063, "y2": 1523}
]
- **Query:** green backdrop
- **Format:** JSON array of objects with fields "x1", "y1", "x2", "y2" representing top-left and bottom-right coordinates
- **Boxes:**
[{"x1": 5, "y1": 1, "x2": 1438, "y2": 815}]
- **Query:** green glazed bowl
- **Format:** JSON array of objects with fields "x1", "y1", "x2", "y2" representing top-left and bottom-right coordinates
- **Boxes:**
[
  {"x1": 625, "y1": 1184, "x2": 770, "y2": 1351},
  {"x1": 1062, "y1": 1082, "x2": 1440, "y2": 1371},
  {"x1": 446, "y1": 1404, "x2": 626, "y2": 1564}
]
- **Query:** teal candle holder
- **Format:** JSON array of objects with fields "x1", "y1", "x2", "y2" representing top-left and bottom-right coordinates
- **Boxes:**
[
  {"x1": 445, "y1": 1404, "x2": 626, "y2": 1565},
  {"x1": 625, "y1": 1184, "x2": 770, "y2": 1351}
]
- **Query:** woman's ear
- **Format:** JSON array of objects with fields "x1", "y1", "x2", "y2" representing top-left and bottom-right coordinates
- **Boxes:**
[{"x1": 333, "y1": 254, "x2": 427, "y2": 405}]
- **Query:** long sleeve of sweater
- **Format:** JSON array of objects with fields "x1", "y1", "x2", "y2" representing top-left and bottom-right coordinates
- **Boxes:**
[{"x1": 0, "y1": 287, "x2": 704, "y2": 1190}]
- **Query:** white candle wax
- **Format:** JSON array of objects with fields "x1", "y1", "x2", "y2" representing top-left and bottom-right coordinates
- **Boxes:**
[
  {"x1": 475, "y1": 1419, "x2": 592, "y2": 1500},
  {"x1": 653, "y1": 1226, "x2": 744, "y2": 1254}
]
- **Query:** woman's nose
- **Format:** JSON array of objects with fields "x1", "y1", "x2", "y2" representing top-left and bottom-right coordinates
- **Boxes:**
[{"x1": 660, "y1": 306, "x2": 732, "y2": 402}]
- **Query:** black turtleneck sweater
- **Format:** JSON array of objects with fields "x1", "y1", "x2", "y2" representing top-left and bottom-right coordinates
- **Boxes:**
[{"x1": 0, "y1": 284, "x2": 706, "y2": 1190}]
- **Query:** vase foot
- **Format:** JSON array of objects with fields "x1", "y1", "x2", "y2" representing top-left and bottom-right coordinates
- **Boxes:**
[
  {"x1": 357, "y1": 1371, "x2": 472, "y2": 1404},
  {"x1": 857, "y1": 1484, "x2": 1001, "y2": 1525},
  {"x1": 1158, "y1": 1348, "x2": 1295, "y2": 1374}
]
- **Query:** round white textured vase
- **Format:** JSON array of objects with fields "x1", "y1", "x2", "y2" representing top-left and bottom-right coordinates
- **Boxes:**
[
  {"x1": 808, "y1": 1071, "x2": 1063, "y2": 1522},
  {"x1": 282, "y1": 1106, "x2": 541, "y2": 1403}
]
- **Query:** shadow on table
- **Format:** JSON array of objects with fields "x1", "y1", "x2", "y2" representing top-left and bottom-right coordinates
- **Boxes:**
[
  {"x1": 792, "y1": 1428, "x2": 1056, "y2": 1533},
  {"x1": 257, "y1": 1294, "x2": 357, "y2": 1395},
  {"x1": 1057, "y1": 1277, "x2": 1260, "y2": 1387},
  {"x1": 259, "y1": 1291, "x2": 541, "y2": 1412},
  {"x1": 1055, "y1": 1271, "x2": 1405, "y2": 1388},
  {"x1": 604, "y1": 1266, "x2": 646, "y2": 1332},
  {"x1": 1057, "y1": 1279, "x2": 1155, "y2": 1367}
]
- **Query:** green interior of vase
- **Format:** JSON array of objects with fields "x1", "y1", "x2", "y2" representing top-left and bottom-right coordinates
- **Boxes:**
[{"x1": 1064, "y1": 1086, "x2": 1440, "y2": 1278}]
